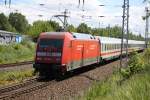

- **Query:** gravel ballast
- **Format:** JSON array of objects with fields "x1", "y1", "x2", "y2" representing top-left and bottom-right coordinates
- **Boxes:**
[{"x1": 10, "y1": 60, "x2": 120, "y2": 100}]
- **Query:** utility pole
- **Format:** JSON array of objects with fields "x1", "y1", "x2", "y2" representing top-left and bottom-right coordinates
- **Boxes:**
[
  {"x1": 78, "y1": 0, "x2": 85, "y2": 10},
  {"x1": 54, "y1": 9, "x2": 70, "y2": 31},
  {"x1": 120, "y1": 0, "x2": 129, "y2": 69},
  {"x1": 145, "y1": 7, "x2": 149, "y2": 48},
  {"x1": 4, "y1": 0, "x2": 11, "y2": 8},
  {"x1": 98, "y1": 16, "x2": 104, "y2": 28},
  {"x1": 108, "y1": 24, "x2": 111, "y2": 37}
]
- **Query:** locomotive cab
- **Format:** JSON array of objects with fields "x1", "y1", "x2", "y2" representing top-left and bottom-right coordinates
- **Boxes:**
[{"x1": 33, "y1": 32, "x2": 72, "y2": 77}]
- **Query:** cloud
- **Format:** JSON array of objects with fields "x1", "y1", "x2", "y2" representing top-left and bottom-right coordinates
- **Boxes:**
[{"x1": 0, "y1": 0, "x2": 146, "y2": 36}]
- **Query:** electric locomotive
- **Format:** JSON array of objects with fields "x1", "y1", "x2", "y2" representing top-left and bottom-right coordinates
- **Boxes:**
[{"x1": 33, "y1": 32, "x2": 100, "y2": 77}]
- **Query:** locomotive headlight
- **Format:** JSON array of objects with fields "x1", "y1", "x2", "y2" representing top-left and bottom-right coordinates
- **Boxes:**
[{"x1": 37, "y1": 57, "x2": 41, "y2": 60}]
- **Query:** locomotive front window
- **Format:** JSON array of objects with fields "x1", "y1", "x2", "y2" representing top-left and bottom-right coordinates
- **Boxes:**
[{"x1": 39, "y1": 39, "x2": 63, "y2": 48}]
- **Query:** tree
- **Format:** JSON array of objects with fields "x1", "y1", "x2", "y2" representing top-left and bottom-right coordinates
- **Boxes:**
[
  {"x1": 77, "y1": 23, "x2": 91, "y2": 33},
  {"x1": 0, "y1": 13, "x2": 15, "y2": 31},
  {"x1": 67, "y1": 24, "x2": 77, "y2": 32},
  {"x1": 27, "y1": 20, "x2": 54, "y2": 38},
  {"x1": 143, "y1": 0, "x2": 150, "y2": 3},
  {"x1": 9, "y1": 13, "x2": 29, "y2": 33},
  {"x1": 48, "y1": 20, "x2": 60, "y2": 31}
]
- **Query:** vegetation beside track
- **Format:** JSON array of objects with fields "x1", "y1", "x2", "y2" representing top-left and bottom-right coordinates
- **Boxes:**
[
  {"x1": 0, "y1": 40, "x2": 35, "y2": 64},
  {"x1": 0, "y1": 69, "x2": 34, "y2": 86},
  {"x1": 82, "y1": 49, "x2": 150, "y2": 100}
]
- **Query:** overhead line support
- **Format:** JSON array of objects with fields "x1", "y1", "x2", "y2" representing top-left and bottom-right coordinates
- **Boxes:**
[{"x1": 120, "y1": 0, "x2": 129, "y2": 69}]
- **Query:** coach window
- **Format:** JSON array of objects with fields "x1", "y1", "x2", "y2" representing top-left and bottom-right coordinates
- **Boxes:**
[
  {"x1": 113, "y1": 44, "x2": 114, "y2": 50},
  {"x1": 102, "y1": 44, "x2": 104, "y2": 51},
  {"x1": 102, "y1": 44, "x2": 103, "y2": 51},
  {"x1": 111, "y1": 44, "x2": 112, "y2": 50},
  {"x1": 101, "y1": 43, "x2": 104, "y2": 51},
  {"x1": 105, "y1": 44, "x2": 107, "y2": 51},
  {"x1": 104, "y1": 44, "x2": 105, "y2": 51},
  {"x1": 101, "y1": 44, "x2": 103, "y2": 51},
  {"x1": 116, "y1": 44, "x2": 118, "y2": 49},
  {"x1": 103, "y1": 44, "x2": 104, "y2": 51},
  {"x1": 113, "y1": 44, "x2": 116, "y2": 50},
  {"x1": 108, "y1": 44, "x2": 110, "y2": 50},
  {"x1": 103, "y1": 44, "x2": 105, "y2": 51}
]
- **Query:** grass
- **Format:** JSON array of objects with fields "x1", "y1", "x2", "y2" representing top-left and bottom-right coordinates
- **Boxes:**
[
  {"x1": 0, "y1": 40, "x2": 35, "y2": 64},
  {"x1": 81, "y1": 49, "x2": 150, "y2": 100},
  {"x1": 83, "y1": 70, "x2": 150, "y2": 100},
  {"x1": 0, "y1": 69, "x2": 34, "y2": 86}
]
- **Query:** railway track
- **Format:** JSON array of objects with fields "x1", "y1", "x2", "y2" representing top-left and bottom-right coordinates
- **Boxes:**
[
  {"x1": 0, "y1": 58, "x2": 129, "y2": 100},
  {"x1": 0, "y1": 77, "x2": 55, "y2": 100},
  {"x1": 0, "y1": 61, "x2": 33, "y2": 68}
]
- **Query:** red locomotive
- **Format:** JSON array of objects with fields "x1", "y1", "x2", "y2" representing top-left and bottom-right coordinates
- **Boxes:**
[{"x1": 33, "y1": 32, "x2": 145, "y2": 77}]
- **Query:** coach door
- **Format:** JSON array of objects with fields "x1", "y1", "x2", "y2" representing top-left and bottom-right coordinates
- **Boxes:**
[
  {"x1": 81, "y1": 42, "x2": 84, "y2": 67},
  {"x1": 70, "y1": 40, "x2": 84, "y2": 70}
]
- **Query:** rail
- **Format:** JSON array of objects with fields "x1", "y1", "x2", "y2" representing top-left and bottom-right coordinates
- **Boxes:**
[
  {"x1": 0, "y1": 61, "x2": 33, "y2": 68},
  {"x1": 0, "y1": 78, "x2": 55, "y2": 100}
]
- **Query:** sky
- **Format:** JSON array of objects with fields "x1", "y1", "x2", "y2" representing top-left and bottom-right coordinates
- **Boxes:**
[{"x1": 0, "y1": 0, "x2": 148, "y2": 36}]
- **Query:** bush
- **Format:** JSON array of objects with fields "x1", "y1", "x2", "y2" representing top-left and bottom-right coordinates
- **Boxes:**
[
  {"x1": 143, "y1": 48, "x2": 150, "y2": 64},
  {"x1": 82, "y1": 49, "x2": 150, "y2": 100},
  {"x1": 120, "y1": 50, "x2": 149, "y2": 79},
  {"x1": 0, "y1": 41, "x2": 35, "y2": 64},
  {"x1": 0, "y1": 69, "x2": 34, "y2": 86}
]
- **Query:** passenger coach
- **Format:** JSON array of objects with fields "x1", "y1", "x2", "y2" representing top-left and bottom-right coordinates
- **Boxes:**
[{"x1": 96, "y1": 36, "x2": 145, "y2": 60}]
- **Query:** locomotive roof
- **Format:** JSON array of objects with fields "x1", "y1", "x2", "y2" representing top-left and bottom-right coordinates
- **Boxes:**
[
  {"x1": 44, "y1": 32, "x2": 66, "y2": 35},
  {"x1": 43, "y1": 32, "x2": 96, "y2": 40},
  {"x1": 71, "y1": 32, "x2": 95, "y2": 40}
]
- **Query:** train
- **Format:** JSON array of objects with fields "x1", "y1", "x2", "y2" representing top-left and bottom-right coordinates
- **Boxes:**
[{"x1": 33, "y1": 32, "x2": 145, "y2": 78}]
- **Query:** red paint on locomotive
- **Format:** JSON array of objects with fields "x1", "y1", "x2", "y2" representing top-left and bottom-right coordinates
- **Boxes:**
[{"x1": 34, "y1": 32, "x2": 100, "y2": 76}]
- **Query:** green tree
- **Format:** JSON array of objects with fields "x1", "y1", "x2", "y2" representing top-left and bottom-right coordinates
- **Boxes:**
[
  {"x1": 9, "y1": 13, "x2": 28, "y2": 33},
  {"x1": 0, "y1": 13, "x2": 15, "y2": 32},
  {"x1": 143, "y1": 0, "x2": 150, "y2": 3},
  {"x1": 67, "y1": 24, "x2": 77, "y2": 32},
  {"x1": 48, "y1": 20, "x2": 60, "y2": 31},
  {"x1": 77, "y1": 23, "x2": 91, "y2": 33},
  {"x1": 27, "y1": 20, "x2": 54, "y2": 38}
]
